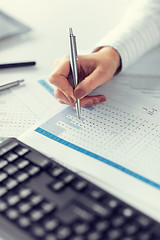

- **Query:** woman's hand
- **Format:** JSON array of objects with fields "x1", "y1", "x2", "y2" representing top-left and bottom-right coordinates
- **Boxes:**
[{"x1": 49, "y1": 46, "x2": 121, "y2": 107}]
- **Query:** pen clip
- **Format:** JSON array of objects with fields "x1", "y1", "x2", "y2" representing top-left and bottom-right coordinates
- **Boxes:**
[
  {"x1": 73, "y1": 36, "x2": 78, "y2": 60},
  {"x1": 69, "y1": 28, "x2": 78, "y2": 60}
]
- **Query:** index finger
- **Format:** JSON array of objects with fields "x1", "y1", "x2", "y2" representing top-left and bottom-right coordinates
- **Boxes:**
[{"x1": 49, "y1": 56, "x2": 76, "y2": 103}]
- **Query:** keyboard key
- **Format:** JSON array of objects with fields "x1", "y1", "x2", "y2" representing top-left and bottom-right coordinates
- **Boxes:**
[
  {"x1": 6, "y1": 193, "x2": 20, "y2": 206},
  {"x1": 87, "y1": 187, "x2": 105, "y2": 200},
  {"x1": 18, "y1": 201, "x2": 32, "y2": 214},
  {"x1": 112, "y1": 215, "x2": 126, "y2": 228},
  {"x1": 25, "y1": 164, "x2": 40, "y2": 176},
  {"x1": 87, "y1": 231, "x2": 102, "y2": 240},
  {"x1": 121, "y1": 207, "x2": 135, "y2": 218},
  {"x1": 72, "y1": 179, "x2": 88, "y2": 191},
  {"x1": 6, "y1": 208, "x2": 19, "y2": 220},
  {"x1": 29, "y1": 208, "x2": 44, "y2": 222},
  {"x1": 49, "y1": 167, "x2": 65, "y2": 178},
  {"x1": 0, "y1": 199, "x2": 8, "y2": 212},
  {"x1": 40, "y1": 201, "x2": 56, "y2": 214},
  {"x1": 18, "y1": 186, "x2": 32, "y2": 199},
  {"x1": 14, "y1": 146, "x2": 29, "y2": 156},
  {"x1": 0, "y1": 185, "x2": 7, "y2": 196},
  {"x1": 45, "y1": 233, "x2": 57, "y2": 240},
  {"x1": 124, "y1": 223, "x2": 139, "y2": 235},
  {"x1": 4, "y1": 164, "x2": 18, "y2": 175},
  {"x1": 136, "y1": 215, "x2": 152, "y2": 228},
  {"x1": 0, "y1": 158, "x2": 8, "y2": 169},
  {"x1": 29, "y1": 194, "x2": 43, "y2": 206},
  {"x1": 17, "y1": 216, "x2": 31, "y2": 228},
  {"x1": 4, "y1": 177, "x2": 18, "y2": 190},
  {"x1": 0, "y1": 149, "x2": 6, "y2": 156},
  {"x1": 103, "y1": 198, "x2": 120, "y2": 210},
  {"x1": 95, "y1": 220, "x2": 110, "y2": 232},
  {"x1": 25, "y1": 152, "x2": 51, "y2": 168},
  {"x1": 73, "y1": 222, "x2": 90, "y2": 235},
  {"x1": 0, "y1": 141, "x2": 18, "y2": 156},
  {"x1": 14, "y1": 171, "x2": 29, "y2": 182},
  {"x1": 14, "y1": 158, "x2": 29, "y2": 169},
  {"x1": 0, "y1": 171, "x2": 8, "y2": 182},
  {"x1": 50, "y1": 180, "x2": 65, "y2": 192},
  {"x1": 43, "y1": 218, "x2": 59, "y2": 231},
  {"x1": 61, "y1": 172, "x2": 75, "y2": 184},
  {"x1": 3, "y1": 152, "x2": 18, "y2": 162},
  {"x1": 56, "y1": 226, "x2": 72, "y2": 239},
  {"x1": 31, "y1": 224, "x2": 46, "y2": 238},
  {"x1": 106, "y1": 228, "x2": 123, "y2": 240},
  {"x1": 72, "y1": 203, "x2": 95, "y2": 222},
  {"x1": 80, "y1": 200, "x2": 111, "y2": 218}
]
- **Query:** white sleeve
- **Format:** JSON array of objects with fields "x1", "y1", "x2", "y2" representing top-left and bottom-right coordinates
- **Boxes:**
[{"x1": 95, "y1": 0, "x2": 160, "y2": 71}]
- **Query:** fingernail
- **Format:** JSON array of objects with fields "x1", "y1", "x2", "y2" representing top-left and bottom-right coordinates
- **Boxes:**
[
  {"x1": 99, "y1": 96, "x2": 106, "y2": 103},
  {"x1": 59, "y1": 100, "x2": 66, "y2": 104},
  {"x1": 68, "y1": 96, "x2": 76, "y2": 104},
  {"x1": 93, "y1": 99, "x2": 98, "y2": 105},
  {"x1": 74, "y1": 89, "x2": 85, "y2": 99},
  {"x1": 85, "y1": 100, "x2": 93, "y2": 107}
]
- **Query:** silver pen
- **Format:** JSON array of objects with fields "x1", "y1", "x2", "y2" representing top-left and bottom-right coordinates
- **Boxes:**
[
  {"x1": 0, "y1": 79, "x2": 24, "y2": 91},
  {"x1": 69, "y1": 28, "x2": 81, "y2": 119}
]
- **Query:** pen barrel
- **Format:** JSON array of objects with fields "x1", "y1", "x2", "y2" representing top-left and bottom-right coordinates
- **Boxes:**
[
  {"x1": 69, "y1": 28, "x2": 81, "y2": 119},
  {"x1": 69, "y1": 34, "x2": 78, "y2": 88},
  {"x1": 0, "y1": 80, "x2": 24, "y2": 91},
  {"x1": 75, "y1": 99, "x2": 81, "y2": 118},
  {"x1": 0, "y1": 62, "x2": 36, "y2": 69},
  {"x1": 0, "y1": 82, "x2": 19, "y2": 91}
]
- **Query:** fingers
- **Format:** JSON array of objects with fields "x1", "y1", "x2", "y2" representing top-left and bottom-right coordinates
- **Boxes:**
[
  {"x1": 74, "y1": 67, "x2": 109, "y2": 99},
  {"x1": 49, "y1": 56, "x2": 76, "y2": 104},
  {"x1": 74, "y1": 47, "x2": 120, "y2": 100},
  {"x1": 49, "y1": 52, "x2": 112, "y2": 107},
  {"x1": 55, "y1": 87, "x2": 106, "y2": 107},
  {"x1": 54, "y1": 88, "x2": 75, "y2": 106},
  {"x1": 80, "y1": 95, "x2": 106, "y2": 107}
]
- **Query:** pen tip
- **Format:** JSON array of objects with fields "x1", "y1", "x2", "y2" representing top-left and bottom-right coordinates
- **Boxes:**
[
  {"x1": 77, "y1": 112, "x2": 81, "y2": 119},
  {"x1": 69, "y1": 28, "x2": 73, "y2": 35},
  {"x1": 19, "y1": 79, "x2": 25, "y2": 83}
]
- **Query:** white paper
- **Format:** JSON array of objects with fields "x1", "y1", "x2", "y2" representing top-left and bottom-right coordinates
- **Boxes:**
[
  {"x1": 113, "y1": 74, "x2": 160, "y2": 98},
  {"x1": 20, "y1": 76, "x2": 160, "y2": 221},
  {"x1": 37, "y1": 83, "x2": 160, "y2": 188},
  {"x1": 0, "y1": 77, "x2": 58, "y2": 138}
]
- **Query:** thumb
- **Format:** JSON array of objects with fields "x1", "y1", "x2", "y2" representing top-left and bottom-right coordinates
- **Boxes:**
[{"x1": 74, "y1": 67, "x2": 109, "y2": 99}]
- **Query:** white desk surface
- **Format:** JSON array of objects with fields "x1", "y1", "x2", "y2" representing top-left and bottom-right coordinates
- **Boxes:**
[
  {"x1": 0, "y1": 0, "x2": 134, "y2": 142},
  {"x1": 0, "y1": 2, "x2": 160, "y2": 238},
  {"x1": 0, "y1": 0, "x2": 160, "y2": 82}
]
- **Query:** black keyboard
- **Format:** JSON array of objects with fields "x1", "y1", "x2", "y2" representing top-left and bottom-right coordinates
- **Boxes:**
[{"x1": 0, "y1": 138, "x2": 159, "y2": 240}]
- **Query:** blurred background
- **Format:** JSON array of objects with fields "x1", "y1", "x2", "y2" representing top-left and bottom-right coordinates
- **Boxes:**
[{"x1": 0, "y1": 0, "x2": 133, "y2": 79}]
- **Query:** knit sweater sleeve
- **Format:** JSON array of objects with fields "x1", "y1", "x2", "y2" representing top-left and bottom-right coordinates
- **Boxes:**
[{"x1": 95, "y1": 0, "x2": 160, "y2": 71}]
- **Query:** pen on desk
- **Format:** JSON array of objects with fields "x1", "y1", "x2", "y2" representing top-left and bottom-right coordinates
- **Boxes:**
[
  {"x1": 0, "y1": 79, "x2": 24, "y2": 91},
  {"x1": 69, "y1": 28, "x2": 81, "y2": 119},
  {"x1": 0, "y1": 61, "x2": 36, "y2": 69}
]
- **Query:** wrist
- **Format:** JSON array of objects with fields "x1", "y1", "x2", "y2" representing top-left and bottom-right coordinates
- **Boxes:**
[{"x1": 93, "y1": 46, "x2": 121, "y2": 74}]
